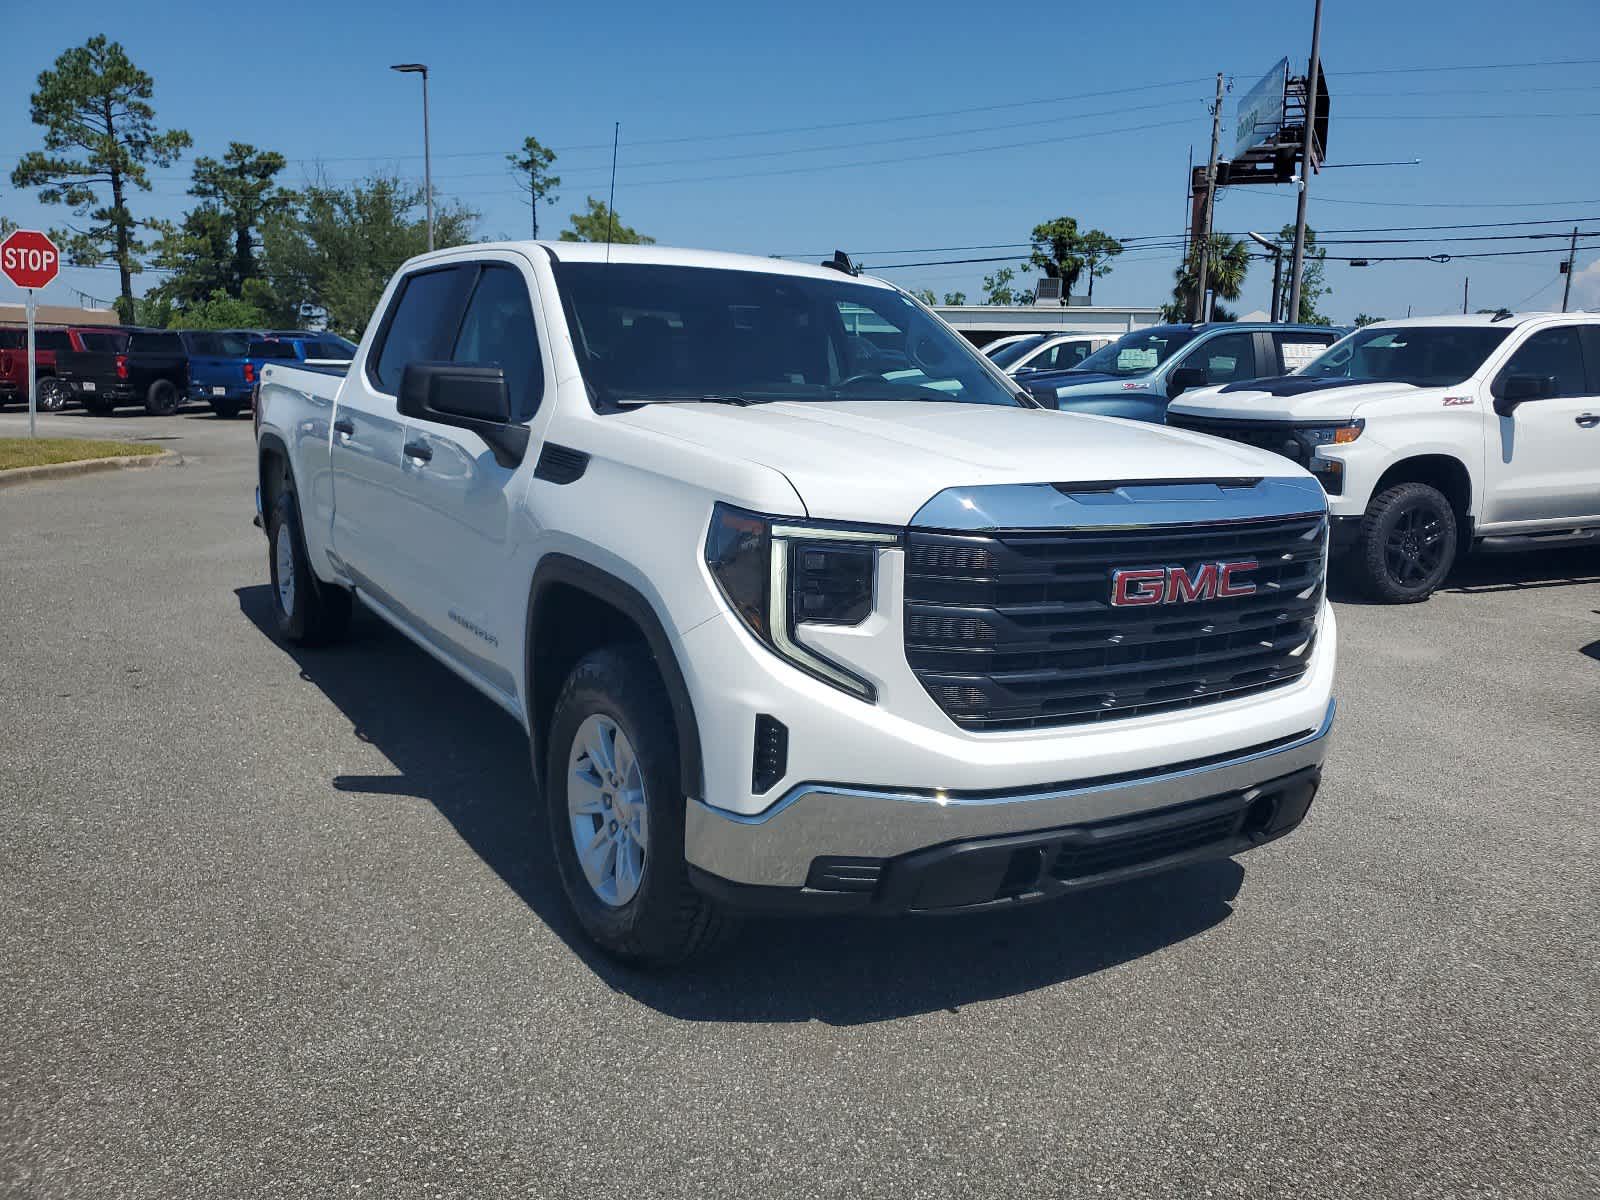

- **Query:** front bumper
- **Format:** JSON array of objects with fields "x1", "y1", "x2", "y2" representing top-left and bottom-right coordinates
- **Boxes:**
[{"x1": 686, "y1": 698, "x2": 1335, "y2": 910}]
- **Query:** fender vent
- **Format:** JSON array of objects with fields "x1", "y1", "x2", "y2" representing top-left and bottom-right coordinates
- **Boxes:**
[
  {"x1": 752, "y1": 714, "x2": 788, "y2": 794},
  {"x1": 534, "y1": 443, "x2": 589, "y2": 484}
]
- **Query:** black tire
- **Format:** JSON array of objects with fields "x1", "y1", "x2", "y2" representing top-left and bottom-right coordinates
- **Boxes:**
[
  {"x1": 211, "y1": 398, "x2": 242, "y2": 420},
  {"x1": 267, "y1": 489, "x2": 352, "y2": 646},
  {"x1": 1352, "y1": 482, "x2": 1459, "y2": 603},
  {"x1": 36, "y1": 376, "x2": 69, "y2": 412},
  {"x1": 144, "y1": 378, "x2": 180, "y2": 416},
  {"x1": 544, "y1": 647, "x2": 737, "y2": 967}
]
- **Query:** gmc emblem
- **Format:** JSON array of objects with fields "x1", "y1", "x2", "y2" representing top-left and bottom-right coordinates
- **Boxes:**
[{"x1": 1110, "y1": 561, "x2": 1259, "y2": 606}]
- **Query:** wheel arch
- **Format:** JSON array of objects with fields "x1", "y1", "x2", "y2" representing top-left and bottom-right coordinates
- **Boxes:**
[
  {"x1": 257, "y1": 431, "x2": 293, "y2": 520},
  {"x1": 525, "y1": 554, "x2": 704, "y2": 804},
  {"x1": 1372, "y1": 453, "x2": 1474, "y2": 534}
]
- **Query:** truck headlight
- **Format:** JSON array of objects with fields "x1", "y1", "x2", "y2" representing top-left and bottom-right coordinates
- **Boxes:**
[
  {"x1": 1297, "y1": 420, "x2": 1363, "y2": 447},
  {"x1": 705, "y1": 504, "x2": 898, "y2": 700}
]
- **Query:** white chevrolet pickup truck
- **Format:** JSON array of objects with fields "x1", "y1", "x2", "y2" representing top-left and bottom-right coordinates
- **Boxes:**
[
  {"x1": 1169, "y1": 313, "x2": 1600, "y2": 601},
  {"x1": 255, "y1": 242, "x2": 1337, "y2": 964}
]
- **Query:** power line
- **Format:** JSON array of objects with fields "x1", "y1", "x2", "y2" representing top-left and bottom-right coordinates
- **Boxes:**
[{"x1": 1335, "y1": 57, "x2": 1600, "y2": 75}]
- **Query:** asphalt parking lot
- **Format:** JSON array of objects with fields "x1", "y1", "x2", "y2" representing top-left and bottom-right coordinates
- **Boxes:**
[{"x1": 2, "y1": 404, "x2": 1597, "y2": 1199}]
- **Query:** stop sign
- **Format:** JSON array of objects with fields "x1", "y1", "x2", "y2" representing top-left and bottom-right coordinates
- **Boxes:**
[{"x1": 1, "y1": 229, "x2": 61, "y2": 290}]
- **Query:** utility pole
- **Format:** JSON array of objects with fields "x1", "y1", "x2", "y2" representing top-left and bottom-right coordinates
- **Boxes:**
[
  {"x1": 1463, "y1": 276, "x2": 1470, "y2": 315},
  {"x1": 1247, "y1": 232, "x2": 1284, "y2": 321},
  {"x1": 1194, "y1": 72, "x2": 1225, "y2": 322},
  {"x1": 1287, "y1": 0, "x2": 1325, "y2": 325},
  {"x1": 1561, "y1": 226, "x2": 1578, "y2": 311}
]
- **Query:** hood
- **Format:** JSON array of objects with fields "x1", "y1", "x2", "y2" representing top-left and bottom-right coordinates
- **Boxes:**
[
  {"x1": 620, "y1": 400, "x2": 1300, "y2": 524},
  {"x1": 1169, "y1": 378, "x2": 1434, "y2": 422}
]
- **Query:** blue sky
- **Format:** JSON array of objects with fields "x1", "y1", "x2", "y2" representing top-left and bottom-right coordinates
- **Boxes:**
[{"x1": 4, "y1": 0, "x2": 1599, "y2": 322}]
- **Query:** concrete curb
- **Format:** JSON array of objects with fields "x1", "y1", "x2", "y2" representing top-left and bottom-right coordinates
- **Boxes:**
[{"x1": 0, "y1": 449, "x2": 183, "y2": 490}]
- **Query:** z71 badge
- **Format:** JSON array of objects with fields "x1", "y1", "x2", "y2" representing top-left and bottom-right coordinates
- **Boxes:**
[{"x1": 1442, "y1": 395, "x2": 1474, "y2": 406}]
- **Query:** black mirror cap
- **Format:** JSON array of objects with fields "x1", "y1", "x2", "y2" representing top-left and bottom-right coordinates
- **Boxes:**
[
  {"x1": 397, "y1": 361, "x2": 529, "y2": 469},
  {"x1": 1494, "y1": 373, "x2": 1554, "y2": 416},
  {"x1": 1168, "y1": 365, "x2": 1209, "y2": 397}
]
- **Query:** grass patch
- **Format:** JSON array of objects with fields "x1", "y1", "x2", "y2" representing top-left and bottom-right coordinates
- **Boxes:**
[{"x1": 0, "y1": 437, "x2": 165, "y2": 472}]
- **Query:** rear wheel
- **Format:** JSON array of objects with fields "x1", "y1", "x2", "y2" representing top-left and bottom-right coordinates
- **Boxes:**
[
  {"x1": 211, "y1": 398, "x2": 242, "y2": 420},
  {"x1": 544, "y1": 647, "x2": 737, "y2": 966},
  {"x1": 144, "y1": 379, "x2": 180, "y2": 416},
  {"x1": 1353, "y1": 482, "x2": 1458, "y2": 603},
  {"x1": 267, "y1": 490, "x2": 352, "y2": 645},
  {"x1": 36, "y1": 376, "x2": 69, "y2": 412}
]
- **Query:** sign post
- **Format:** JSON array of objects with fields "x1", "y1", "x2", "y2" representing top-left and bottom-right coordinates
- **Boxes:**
[{"x1": 0, "y1": 229, "x2": 63, "y2": 439}]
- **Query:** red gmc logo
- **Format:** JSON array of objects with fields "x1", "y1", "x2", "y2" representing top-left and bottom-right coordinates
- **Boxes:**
[{"x1": 1110, "y1": 561, "x2": 1259, "y2": 606}]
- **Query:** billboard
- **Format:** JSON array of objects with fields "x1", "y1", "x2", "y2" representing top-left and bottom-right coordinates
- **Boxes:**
[{"x1": 1234, "y1": 58, "x2": 1289, "y2": 159}]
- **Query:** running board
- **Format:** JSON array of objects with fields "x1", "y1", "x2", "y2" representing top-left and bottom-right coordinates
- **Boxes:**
[{"x1": 1476, "y1": 526, "x2": 1600, "y2": 553}]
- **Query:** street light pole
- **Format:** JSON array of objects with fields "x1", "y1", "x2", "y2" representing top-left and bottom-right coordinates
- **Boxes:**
[
  {"x1": 391, "y1": 63, "x2": 434, "y2": 251},
  {"x1": 1287, "y1": 0, "x2": 1324, "y2": 325},
  {"x1": 1248, "y1": 232, "x2": 1284, "y2": 322}
]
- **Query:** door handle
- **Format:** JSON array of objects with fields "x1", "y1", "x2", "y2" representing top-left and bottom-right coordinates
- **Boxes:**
[
  {"x1": 403, "y1": 439, "x2": 433, "y2": 463},
  {"x1": 1576, "y1": 413, "x2": 1599, "y2": 428},
  {"x1": 333, "y1": 416, "x2": 354, "y2": 437}
]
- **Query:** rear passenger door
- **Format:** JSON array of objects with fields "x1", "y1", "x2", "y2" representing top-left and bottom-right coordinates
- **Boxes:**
[
  {"x1": 391, "y1": 256, "x2": 553, "y2": 699},
  {"x1": 330, "y1": 263, "x2": 474, "y2": 607}
]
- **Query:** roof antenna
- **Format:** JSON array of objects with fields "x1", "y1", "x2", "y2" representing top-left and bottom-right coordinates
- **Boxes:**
[{"x1": 605, "y1": 121, "x2": 619, "y2": 264}]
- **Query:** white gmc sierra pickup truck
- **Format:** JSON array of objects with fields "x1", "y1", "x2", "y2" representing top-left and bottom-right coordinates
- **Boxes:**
[
  {"x1": 1169, "y1": 313, "x2": 1600, "y2": 602},
  {"x1": 255, "y1": 242, "x2": 1338, "y2": 964}
]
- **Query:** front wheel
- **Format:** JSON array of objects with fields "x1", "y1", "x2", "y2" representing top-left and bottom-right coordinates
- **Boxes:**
[
  {"x1": 36, "y1": 376, "x2": 69, "y2": 412},
  {"x1": 1352, "y1": 481, "x2": 1459, "y2": 603},
  {"x1": 267, "y1": 490, "x2": 352, "y2": 645},
  {"x1": 545, "y1": 647, "x2": 736, "y2": 966}
]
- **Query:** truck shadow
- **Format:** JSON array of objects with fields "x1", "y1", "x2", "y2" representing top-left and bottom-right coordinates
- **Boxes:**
[
  {"x1": 1328, "y1": 544, "x2": 1600, "y2": 605},
  {"x1": 237, "y1": 584, "x2": 1244, "y2": 1025}
]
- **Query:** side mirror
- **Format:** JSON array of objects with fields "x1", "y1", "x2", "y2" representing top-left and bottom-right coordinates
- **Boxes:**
[
  {"x1": 1167, "y1": 365, "x2": 1209, "y2": 397},
  {"x1": 398, "y1": 362, "x2": 529, "y2": 468},
  {"x1": 1493, "y1": 373, "x2": 1553, "y2": 417}
]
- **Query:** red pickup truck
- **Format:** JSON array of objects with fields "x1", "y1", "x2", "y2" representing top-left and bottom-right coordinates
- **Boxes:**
[{"x1": 0, "y1": 325, "x2": 134, "y2": 412}]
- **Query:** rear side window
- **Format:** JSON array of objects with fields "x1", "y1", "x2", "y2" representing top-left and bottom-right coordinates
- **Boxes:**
[
  {"x1": 449, "y1": 265, "x2": 542, "y2": 419},
  {"x1": 131, "y1": 331, "x2": 182, "y2": 354},
  {"x1": 77, "y1": 332, "x2": 126, "y2": 353},
  {"x1": 0, "y1": 330, "x2": 22, "y2": 349},
  {"x1": 371, "y1": 266, "x2": 474, "y2": 393},
  {"x1": 1276, "y1": 332, "x2": 1337, "y2": 374},
  {"x1": 184, "y1": 332, "x2": 219, "y2": 355},
  {"x1": 249, "y1": 340, "x2": 297, "y2": 359},
  {"x1": 1188, "y1": 331, "x2": 1258, "y2": 384},
  {"x1": 33, "y1": 330, "x2": 71, "y2": 352},
  {"x1": 1581, "y1": 328, "x2": 1600, "y2": 392}
]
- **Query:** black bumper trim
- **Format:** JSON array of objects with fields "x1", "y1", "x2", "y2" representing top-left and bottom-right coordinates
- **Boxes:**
[{"x1": 691, "y1": 764, "x2": 1320, "y2": 915}]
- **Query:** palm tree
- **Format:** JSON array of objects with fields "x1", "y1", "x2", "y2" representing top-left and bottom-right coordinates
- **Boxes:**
[{"x1": 1165, "y1": 235, "x2": 1251, "y2": 321}]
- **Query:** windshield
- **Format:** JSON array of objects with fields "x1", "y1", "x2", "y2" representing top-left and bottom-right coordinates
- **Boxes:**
[
  {"x1": 1075, "y1": 326, "x2": 1198, "y2": 377},
  {"x1": 985, "y1": 335, "x2": 1046, "y2": 367},
  {"x1": 1300, "y1": 326, "x2": 1512, "y2": 386},
  {"x1": 553, "y1": 262, "x2": 1024, "y2": 408}
]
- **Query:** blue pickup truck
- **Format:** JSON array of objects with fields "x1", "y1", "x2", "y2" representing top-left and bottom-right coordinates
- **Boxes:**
[
  {"x1": 246, "y1": 332, "x2": 356, "y2": 378},
  {"x1": 186, "y1": 329, "x2": 262, "y2": 418}
]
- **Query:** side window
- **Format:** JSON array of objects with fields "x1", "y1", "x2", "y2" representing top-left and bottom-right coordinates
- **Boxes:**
[
  {"x1": 370, "y1": 266, "x2": 474, "y2": 393},
  {"x1": 1581, "y1": 328, "x2": 1600, "y2": 393},
  {"x1": 1188, "y1": 331, "x2": 1257, "y2": 384},
  {"x1": 450, "y1": 264, "x2": 543, "y2": 420},
  {"x1": 1276, "y1": 333, "x2": 1336, "y2": 374},
  {"x1": 1496, "y1": 327, "x2": 1588, "y2": 399}
]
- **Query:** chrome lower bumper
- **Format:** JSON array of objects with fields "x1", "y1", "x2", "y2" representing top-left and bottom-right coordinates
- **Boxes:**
[{"x1": 685, "y1": 699, "x2": 1336, "y2": 888}]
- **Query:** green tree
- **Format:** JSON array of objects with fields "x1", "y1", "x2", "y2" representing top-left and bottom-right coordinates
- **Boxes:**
[
  {"x1": 942, "y1": 290, "x2": 967, "y2": 305},
  {"x1": 130, "y1": 293, "x2": 175, "y2": 328},
  {"x1": 911, "y1": 287, "x2": 938, "y2": 305},
  {"x1": 1353, "y1": 312, "x2": 1385, "y2": 327},
  {"x1": 982, "y1": 266, "x2": 1021, "y2": 306},
  {"x1": 1028, "y1": 216, "x2": 1088, "y2": 302},
  {"x1": 173, "y1": 290, "x2": 271, "y2": 330},
  {"x1": 10, "y1": 36, "x2": 192, "y2": 321},
  {"x1": 1080, "y1": 229, "x2": 1124, "y2": 304},
  {"x1": 1280, "y1": 224, "x2": 1332, "y2": 325},
  {"x1": 559, "y1": 197, "x2": 653, "y2": 244},
  {"x1": 507, "y1": 136, "x2": 561, "y2": 239},
  {"x1": 190, "y1": 143, "x2": 291, "y2": 296},
  {"x1": 262, "y1": 172, "x2": 477, "y2": 335},
  {"x1": 1164, "y1": 235, "x2": 1250, "y2": 322}
]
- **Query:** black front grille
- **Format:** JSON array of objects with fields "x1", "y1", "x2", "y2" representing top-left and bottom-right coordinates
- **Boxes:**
[
  {"x1": 904, "y1": 514, "x2": 1326, "y2": 730},
  {"x1": 1167, "y1": 414, "x2": 1308, "y2": 465},
  {"x1": 1051, "y1": 809, "x2": 1239, "y2": 882}
]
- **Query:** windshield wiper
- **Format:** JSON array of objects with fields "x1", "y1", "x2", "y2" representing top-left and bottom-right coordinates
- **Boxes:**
[{"x1": 615, "y1": 393, "x2": 757, "y2": 407}]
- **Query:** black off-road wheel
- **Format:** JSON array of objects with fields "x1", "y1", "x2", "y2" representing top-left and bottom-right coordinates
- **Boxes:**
[
  {"x1": 544, "y1": 647, "x2": 737, "y2": 967},
  {"x1": 267, "y1": 490, "x2": 352, "y2": 646},
  {"x1": 145, "y1": 379, "x2": 180, "y2": 416},
  {"x1": 1352, "y1": 481, "x2": 1459, "y2": 603}
]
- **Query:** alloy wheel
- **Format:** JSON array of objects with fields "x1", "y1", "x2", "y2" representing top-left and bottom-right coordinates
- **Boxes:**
[{"x1": 566, "y1": 714, "x2": 648, "y2": 907}]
